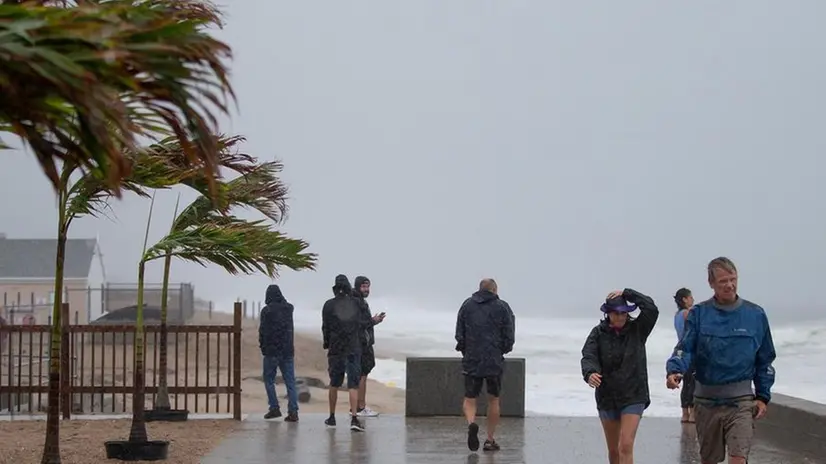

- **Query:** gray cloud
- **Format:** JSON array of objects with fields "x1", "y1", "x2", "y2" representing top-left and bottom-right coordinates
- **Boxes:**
[{"x1": 2, "y1": 1, "x2": 824, "y2": 321}]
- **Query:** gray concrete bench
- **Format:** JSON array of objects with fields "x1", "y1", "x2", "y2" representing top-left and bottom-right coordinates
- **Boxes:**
[
  {"x1": 756, "y1": 392, "x2": 826, "y2": 455},
  {"x1": 404, "y1": 357, "x2": 525, "y2": 417}
]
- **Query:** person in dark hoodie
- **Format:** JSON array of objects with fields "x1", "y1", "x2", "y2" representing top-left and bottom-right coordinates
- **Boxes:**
[
  {"x1": 454, "y1": 278, "x2": 515, "y2": 452},
  {"x1": 580, "y1": 288, "x2": 659, "y2": 464},
  {"x1": 322, "y1": 274, "x2": 369, "y2": 432},
  {"x1": 352, "y1": 275, "x2": 386, "y2": 417},
  {"x1": 258, "y1": 284, "x2": 298, "y2": 421}
]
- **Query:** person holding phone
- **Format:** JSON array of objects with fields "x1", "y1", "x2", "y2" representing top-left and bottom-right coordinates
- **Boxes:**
[
  {"x1": 352, "y1": 276, "x2": 386, "y2": 417},
  {"x1": 581, "y1": 288, "x2": 659, "y2": 464}
]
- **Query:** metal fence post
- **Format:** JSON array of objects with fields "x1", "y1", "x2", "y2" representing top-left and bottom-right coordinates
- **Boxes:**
[{"x1": 233, "y1": 302, "x2": 242, "y2": 420}]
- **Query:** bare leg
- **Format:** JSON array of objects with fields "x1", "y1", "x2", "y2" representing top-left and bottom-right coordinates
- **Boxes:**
[
  {"x1": 463, "y1": 397, "x2": 477, "y2": 424},
  {"x1": 600, "y1": 418, "x2": 621, "y2": 464},
  {"x1": 328, "y1": 386, "x2": 337, "y2": 415},
  {"x1": 728, "y1": 457, "x2": 747, "y2": 464},
  {"x1": 618, "y1": 413, "x2": 641, "y2": 464},
  {"x1": 358, "y1": 375, "x2": 368, "y2": 410},
  {"x1": 486, "y1": 396, "x2": 500, "y2": 440}
]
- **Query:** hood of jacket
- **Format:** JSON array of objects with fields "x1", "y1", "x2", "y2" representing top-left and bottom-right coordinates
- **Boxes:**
[
  {"x1": 353, "y1": 275, "x2": 370, "y2": 297},
  {"x1": 332, "y1": 274, "x2": 352, "y2": 296},
  {"x1": 265, "y1": 284, "x2": 286, "y2": 305},
  {"x1": 470, "y1": 289, "x2": 498, "y2": 304}
]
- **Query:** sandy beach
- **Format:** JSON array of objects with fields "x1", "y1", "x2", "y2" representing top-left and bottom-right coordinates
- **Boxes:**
[
  {"x1": 229, "y1": 310, "x2": 407, "y2": 417},
  {"x1": 0, "y1": 309, "x2": 406, "y2": 463}
]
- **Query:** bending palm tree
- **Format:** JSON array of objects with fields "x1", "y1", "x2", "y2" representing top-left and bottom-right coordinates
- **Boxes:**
[
  {"x1": 0, "y1": 0, "x2": 234, "y2": 198},
  {"x1": 127, "y1": 216, "x2": 317, "y2": 443},
  {"x1": 43, "y1": 151, "x2": 187, "y2": 463},
  {"x1": 152, "y1": 154, "x2": 300, "y2": 415},
  {"x1": 45, "y1": 134, "x2": 251, "y2": 462}
]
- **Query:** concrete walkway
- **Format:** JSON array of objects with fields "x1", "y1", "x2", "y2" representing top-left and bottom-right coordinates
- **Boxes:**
[{"x1": 202, "y1": 414, "x2": 821, "y2": 464}]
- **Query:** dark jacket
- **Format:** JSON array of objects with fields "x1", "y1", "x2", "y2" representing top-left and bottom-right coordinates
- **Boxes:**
[
  {"x1": 322, "y1": 275, "x2": 366, "y2": 356},
  {"x1": 353, "y1": 275, "x2": 376, "y2": 347},
  {"x1": 501, "y1": 299, "x2": 516, "y2": 335},
  {"x1": 258, "y1": 284, "x2": 294, "y2": 358},
  {"x1": 580, "y1": 288, "x2": 659, "y2": 411},
  {"x1": 454, "y1": 290, "x2": 516, "y2": 377}
]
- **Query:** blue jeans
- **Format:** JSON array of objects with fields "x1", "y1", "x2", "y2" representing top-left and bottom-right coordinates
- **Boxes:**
[
  {"x1": 598, "y1": 403, "x2": 646, "y2": 421},
  {"x1": 263, "y1": 355, "x2": 298, "y2": 413}
]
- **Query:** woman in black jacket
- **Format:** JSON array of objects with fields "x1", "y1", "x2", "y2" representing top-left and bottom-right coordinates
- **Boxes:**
[{"x1": 580, "y1": 288, "x2": 659, "y2": 464}]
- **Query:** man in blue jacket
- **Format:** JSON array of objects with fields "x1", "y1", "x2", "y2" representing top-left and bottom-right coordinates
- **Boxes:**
[
  {"x1": 666, "y1": 257, "x2": 776, "y2": 464},
  {"x1": 258, "y1": 284, "x2": 298, "y2": 422}
]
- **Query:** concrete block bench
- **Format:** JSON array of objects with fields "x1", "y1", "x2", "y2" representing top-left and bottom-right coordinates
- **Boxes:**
[
  {"x1": 756, "y1": 392, "x2": 826, "y2": 455},
  {"x1": 405, "y1": 357, "x2": 525, "y2": 417}
]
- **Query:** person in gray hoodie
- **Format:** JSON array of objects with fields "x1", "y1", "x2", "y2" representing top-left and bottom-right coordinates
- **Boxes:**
[{"x1": 258, "y1": 284, "x2": 298, "y2": 421}]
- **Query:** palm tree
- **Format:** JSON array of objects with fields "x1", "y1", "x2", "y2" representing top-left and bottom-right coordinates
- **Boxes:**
[
  {"x1": 150, "y1": 152, "x2": 300, "y2": 416},
  {"x1": 42, "y1": 134, "x2": 252, "y2": 464},
  {"x1": 125, "y1": 213, "x2": 317, "y2": 446},
  {"x1": 0, "y1": 0, "x2": 235, "y2": 199},
  {"x1": 42, "y1": 152, "x2": 186, "y2": 463}
]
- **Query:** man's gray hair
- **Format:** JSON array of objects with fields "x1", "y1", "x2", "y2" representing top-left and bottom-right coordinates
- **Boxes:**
[{"x1": 708, "y1": 257, "x2": 737, "y2": 281}]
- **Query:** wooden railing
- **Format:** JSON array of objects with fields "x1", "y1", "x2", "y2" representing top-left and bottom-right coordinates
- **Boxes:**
[{"x1": 0, "y1": 303, "x2": 243, "y2": 419}]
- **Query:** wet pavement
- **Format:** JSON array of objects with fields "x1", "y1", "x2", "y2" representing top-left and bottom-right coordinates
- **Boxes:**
[{"x1": 202, "y1": 413, "x2": 823, "y2": 464}]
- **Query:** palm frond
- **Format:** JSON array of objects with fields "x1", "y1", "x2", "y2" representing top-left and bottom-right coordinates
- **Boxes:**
[
  {"x1": 65, "y1": 132, "x2": 260, "y2": 225},
  {"x1": 64, "y1": 149, "x2": 187, "y2": 223},
  {"x1": 143, "y1": 217, "x2": 318, "y2": 278},
  {"x1": 0, "y1": 0, "x2": 235, "y2": 197},
  {"x1": 173, "y1": 160, "x2": 290, "y2": 232},
  {"x1": 141, "y1": 133, "x2": 256, "y2": 205},
  {"x1": 148, "y1": 134, "x2": 254, "y2": 178}
]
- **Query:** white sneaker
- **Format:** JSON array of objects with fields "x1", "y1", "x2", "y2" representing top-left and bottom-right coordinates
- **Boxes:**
[{"x1": 357, "y1": 407, "x2": 379, "y2": 417}]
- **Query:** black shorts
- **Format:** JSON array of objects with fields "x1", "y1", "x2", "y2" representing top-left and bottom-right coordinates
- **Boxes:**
[
  {"x1": 361, "y1": 345, "x2": 376, "y2": 376},
  {"x1": 328, "y1": 353, "x2": 361, "y2": 389},
  {"x1": 464, "y1": 374, "x2": 502, "y2": 398}
]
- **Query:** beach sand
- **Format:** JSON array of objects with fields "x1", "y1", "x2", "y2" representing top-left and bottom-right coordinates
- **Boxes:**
[
  {"x1": 0, "y1": 310, "x2": 406, "y2": 463},
  {"x1": 226, "y1": 310, "x2": 407, "y2": 417}
]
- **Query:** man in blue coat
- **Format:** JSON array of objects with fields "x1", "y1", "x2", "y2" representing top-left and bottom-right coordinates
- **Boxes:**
[{"x1": 666, "y1": 257, "x2": 776, "y2": 464}]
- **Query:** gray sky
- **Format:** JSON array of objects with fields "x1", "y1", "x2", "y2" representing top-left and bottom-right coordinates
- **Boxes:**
[{"x1": 2, "y1": 1, "x2": 825, "y2": 320}]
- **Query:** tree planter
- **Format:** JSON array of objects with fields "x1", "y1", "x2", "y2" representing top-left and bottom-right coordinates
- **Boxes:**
[
  {"x1": 104, "y1": 440, "x2": 169, "y2": 461},
  {"x1": 144, "y1": 408, "x2": 189, "y2": 422}
]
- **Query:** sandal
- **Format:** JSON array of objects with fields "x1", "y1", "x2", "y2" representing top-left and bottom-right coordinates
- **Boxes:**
[{"x1": 483, "y1": 439, "x2": 500, "y2": 451}]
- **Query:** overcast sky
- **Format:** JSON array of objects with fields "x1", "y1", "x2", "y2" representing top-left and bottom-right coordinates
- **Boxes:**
[{"x1": 2, "y1": 1, "x2": 825, "y2": 320}]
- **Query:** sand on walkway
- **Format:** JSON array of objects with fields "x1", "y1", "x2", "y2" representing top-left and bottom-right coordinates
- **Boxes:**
[{"x1": 0, "y1": 309, "x2": 406, "y2": 462}]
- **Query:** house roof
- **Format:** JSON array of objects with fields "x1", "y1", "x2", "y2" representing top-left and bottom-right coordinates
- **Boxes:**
[{"x1": 0, "y1": 237, "x2": 98, "y2": 279}]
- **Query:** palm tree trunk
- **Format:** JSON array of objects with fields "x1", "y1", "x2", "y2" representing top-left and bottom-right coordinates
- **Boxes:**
[
  {"x1": 41, "y1": 188, "x2": 67, "y2": 464},
  {"x1": 154, "y1": 253, "x2": 172, "y2": 409},
  {"x1": 129, "y1": 261, "x2": 148, "y2": 443}
]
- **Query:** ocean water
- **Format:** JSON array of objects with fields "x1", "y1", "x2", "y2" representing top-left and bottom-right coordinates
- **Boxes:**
[{"x1": 270, "y1": 297, "x2": 826, "y2": 418}]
